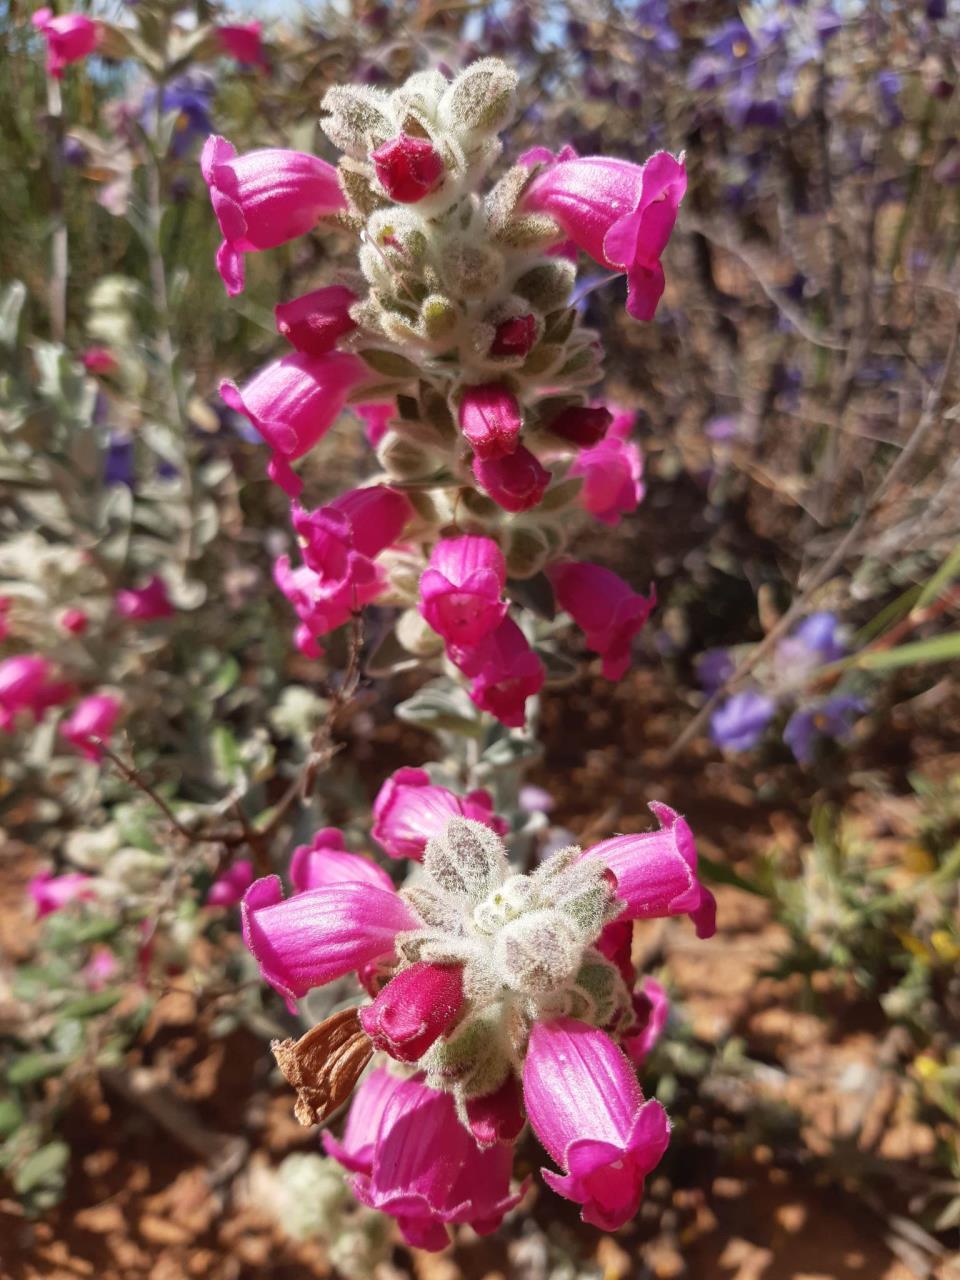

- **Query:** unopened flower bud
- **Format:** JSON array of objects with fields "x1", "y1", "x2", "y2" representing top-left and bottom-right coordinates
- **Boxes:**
[
  {"x1": 372, "y1": 134, "x2": 444, "y2": 203},
  {"x1": 490, "y1": 314, "x2": 537, "y2": 357},
  {"x1": 459, "y1": 384, "x2": 522, "y2": 460},
  {"x1": 494, "y1": 908, "x2": 583, "y2": 993},
  {"x1": 473, "y1": 446, "x2": 550, "y2": 512},
  {"x1": 545, "y1": 404, "x2": 612, "y2": 447},
  {"x1": 359, "y1": 961, "x2": 465, "y2": 1062}
]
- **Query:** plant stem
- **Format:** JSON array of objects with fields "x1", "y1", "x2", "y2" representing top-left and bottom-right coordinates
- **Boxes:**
[{"x1": 46, "y1": 75, "x2": 67, "y2": 343}]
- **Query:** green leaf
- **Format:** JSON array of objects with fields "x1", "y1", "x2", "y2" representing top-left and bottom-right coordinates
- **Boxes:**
[
  {"x1": 13, "y1": 1141, "x2": 70, "y2": 1196},
  {"x1": 0, "y1": 1099, "x2": 24, "y2": 1137},
  {"x1": 396, "y1": 679, "x2": 483, "y2": 737},
  {"x1": 916, "y1": 542, "x2": 960, "y2": 610},
  {"x1": 0, "y1": 281, "x2": 27, "y2": 349},
  {"x1": 480, "y1": 736, "x2": 542, "y2": 769},
  {"x1": 853, "y1": 632, "x2": 960, "y2": 672},
  {"x1": 7, "y1": 1053, "x2": 70, "y2": 1086},
  {"x1": 357, "y1": 349, "x2": 420, "y2": 379},
  {"x1": 59, "y1": 990, "x2": 121, "y2": 1019},
  {"x1": 697, "y1": 854, "x2": 768, "y2": 898}
]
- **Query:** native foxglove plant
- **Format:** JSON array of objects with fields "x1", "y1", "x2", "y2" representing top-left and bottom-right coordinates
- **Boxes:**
[
  {"x1": 205, "y1": 57, "x2": 684, "y2": 729},
  {"x1": 242, "y1": 798, "x2": 714, "y2": 1245}
]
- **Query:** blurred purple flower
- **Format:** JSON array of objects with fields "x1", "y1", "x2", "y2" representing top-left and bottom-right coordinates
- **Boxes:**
[
  {"x1": 784, "y1": 695, "x2": 864, "y2": 765},
  {"x1": 104, "y1": 435, "x2": 134, "y2": 488},
  {"x1": 697, "y1": 648, "x2": 736, "y2": 694},
  {"x1": 140, "y1": 73, "x2": 215, "y2": 158},
  {"x1": 710, "y1": 691, "x2": 776, "y2": 752}
]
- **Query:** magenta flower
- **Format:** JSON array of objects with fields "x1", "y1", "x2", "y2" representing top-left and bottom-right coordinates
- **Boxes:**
[
  {"x1": 459, "y1": 384, "x2": 523, "y2": 459},
  {"x1": 0, "y1": 655, "x2": 71, "y2": 731},
  {"x1": 544, "y1": 404, "x2": 612, "y2": 447},
  {"x1": 349, "y1": 1074, "x2": 526, "y2": 1250},
  {"x1": 59, "y1": 693, "x2": 121, "y2": 762},
  {"x1": 523, "y1": 1017, "x2": 670, "y2": 1229},
  {"x1": 322, "y1": 1065, "x2": 405, "y2": 1174},
  {"x1": 491, "y1": 314, "x2": 538, "y2": 358},
  {"x1": 372, "y1": 767, "x2": 507, "y2": 861},
  {"x1": 220, "y1": 351, "x2": 369, "y2": 496},
  {"x1": 273, "y1": 555, "x2": 373, "y2": 651},
  {"x1": 201, "y1": 136, "x2": 346, "y2": 296},
  {"x1": 80, "y1": 346, "x2": 117, "y2": 376},
  {"x1": 359, "y1": 961, "x2": 465, "y2": 1061},
  {"x1": 29, "y1": 871, "x2": 96, "y2": 918},
  {"x1": 32, "y1": 9, "x2": 98, "y2": 79},
  {"x1": 275, "y1": 285, "x2": 358, "y2": 357},
  {"x1": 241, "y1": 875, "x2": 419, "y2": 1007},
  {"x1": 465, "y1": 1073, "x2": 526, "y2": 1148},
  {"x1": 473, "y1": 445, "x2": 550, "y2": 512},
  {"x1": 523, "y1": 149, "x2": 686, "y2": 320},
  {"x1": 59, "y1": 607, "x2": 89, "y2": 635},
  {"x1": 215, "y1": 22, "x2": 268, "y2": 69},
  {"x1": 207, "y1": 860, "x2": 255, "y2": 908},
  {"x1": 419, "y1": 535, "x2": 508, "y2": 648},
  {"x1": 622, "y1": 977, "x2": 670, "y2": 1065},
  {"x1": 371, "y1": 134, "x2": 445, "y2": 203},
  {"x1": 549, "y1": 561, "x2": 655, "y2": 680},
  {"x1": 290, "y1": 827, "x2": 394, "y2": 893},
  {"x1": 449, "y1": 617, "x2": 545, "y2": 728},
  {"x1": 570, "y1": 436, "x2": 645, "y2": 525},
  {"x1": 115, "y1": 576, "x2": 174, "y2": 622},
  {"x1": 354, "y1": 401, "x2": 394, "y2": 448},
  {"x1": 82, "y1": 946, "x2": 119, "y2": 990},
  {"x1": 579, "y1": 802, "x2": 717, "y2": 939}
]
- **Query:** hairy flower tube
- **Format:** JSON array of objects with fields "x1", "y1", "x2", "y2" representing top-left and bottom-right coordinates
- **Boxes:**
[
  {"x1": 242, "y1": 799, "x2": 715, "y2": 1246},
  {"x1": 201, "y1": 136, "x2": 346, "y2": 296}
]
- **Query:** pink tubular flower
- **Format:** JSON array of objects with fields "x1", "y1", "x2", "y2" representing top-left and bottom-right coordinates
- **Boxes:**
[
  {"x1": 570, "y1": 436, "x2": 645, "y2": 525},
  {"x1": 449, "y1": 617, "x2": 546, "y2": 728},
  {"x1": 59, "y1": 694, "x2": 120, "y2": 761},
  {"x1": 207, "y1": 860, "x2": 255, "y2": 908},
  {"x1": 350, "y1": 1074, "x2": 526, "y2": 1251},
  {"x1": 289, "y1": 827, "x2": 393, "y2": 893},
  {"x1": 544, "y1": 404, "x2": 612, "y2": 448},
  {"x1": 220, "y1": 351, "x2": 369, "y2": 496},
  {"x1": 59, "y1": 607, "x2": 88, "y2": 635},
  {"x1": 80, "y1": 346, "x2": 117, "y2": 376},
  {"x1": 322, "y1": 1065, "x2": 406, "y2": 1174},
  {"x1": 465, "y1": 1074, "x2": 526, "y2": 1148},
  {"x1": 273, "y1": 555, "x2": 371, "y2": 650},
  {"x1": 241, "y1": 875, "x2": 419, "y2": 1007},
  {"x1": 359, "y1": 961, "x2": 465, "y2": 1062},
  {"x1": 275, "y1": 285, "x2": 357, "y2": 357},
  {"x1": 32, "y1": 9, "x2": 98, "y2": 78},
  {"x1": 201, "y1": 135, "x2": 346, "y2": 296},
  {"x1": 549, "y1": 561, "x2": 655, "y2": 680},
  {"x1": 83, "y1": 946, "x2": 118, "y2": 990},
  {"x1": 491, "y1": 314, "x2": 538, "y2": 358},
  {"x1": 419, "y1": 535, "x2": 508, "y2": 648},
  {"x1": 578, "y1": 801, "x2": 717, "y2": 939},
  {"x1": 372, "y1": 767, "x2": 507, "y2": 861},
  {"x1": 115, "y1": 576, "x2": 174, "y2": 622},
  {"x1": 473, "y1": 446, "x2": 550, "y2": 513},
  {"x1": 372, "y1": 134, "x2": 444, "y2": 203},
  {"x1": 523, "y1": 1017, "x2": 670, "y2": 1230},
  {"x1": 216, "y1": 22, "x2": 268, "y2": 69},
  {"x1": 29, "y1": 871, "x2": 96, "y2": 918},
  {"x1": 459, "y1": 384, "x2": 523, "y2": 460},
  {"x1": 0, "y1": 655, "x2": 70, "y2": 730},
  {"x1": 523, "y1": 149, "x2": 686, "y2": 320},
  {"x1": 355, "y1": 401, "x2": 394, "y2": 448},
  {"x1": 622, "y1": 977, "x2": 670, "y2": 1065}
]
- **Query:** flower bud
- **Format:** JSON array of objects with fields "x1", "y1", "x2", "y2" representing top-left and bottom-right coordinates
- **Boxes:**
[
  {"x1": 473, "y1": 446, "x2": 550, "y2": 512},
  {"x1": 275, "y1": 285, "x2": 358, "y2": 357},
  {"x1": 359, "y1": 961, "x2": 465, "y2": 1061},
  {"x1": 493, "y1": 908, "x2": 583, "y2": 993},
  {"x1": 458, "y1": 384, "x2": 522, "y2": 460},
  {"x1": 544, "y1": 404, "x2": 611, "y2": 447},
  {"x1": 372, "y1": 134, "x2": 445, "y2": 203},
  {"x1": 490, "y1": 314, "x2": 538, "y2": 358}
]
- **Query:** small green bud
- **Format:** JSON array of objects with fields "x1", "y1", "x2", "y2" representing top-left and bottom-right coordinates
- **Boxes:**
[
  {"x1": 513, "y1": 259, "x2": 576, "y2": 311},
  {"x1": 439, "y1": 59, "x2": 519, "y2": 135},
  {"x1": 421, "y1": 294, "x2": 459, "y2": 341},
  {"x1": 376, "y1": 430, "x2": 440, "y2": 481},
  {"x1": 439, "y1": 237, "x2": 504, "y2": 298},
  {"x1": 320, "y1": 85, "x2": 394, "y2": 159},
  {"x1": 505, "y1": 526, "x2": 552, "y2": 579}
]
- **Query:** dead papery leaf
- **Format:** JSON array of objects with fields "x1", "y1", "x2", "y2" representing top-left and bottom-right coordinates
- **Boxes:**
[{"x1": 272, "y1": 1007, "x2": 372, "y2": 1126}]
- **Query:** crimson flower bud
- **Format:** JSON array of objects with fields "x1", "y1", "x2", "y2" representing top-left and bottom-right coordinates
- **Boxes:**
[
  {"x1": 372, "y1": 134, "x2": 445, "y2": 203},
  {"x1": 359, "y1": 961, "x2": 465, "y2": 1062},
  {"x1": 473, "y1": 446, "x2": 550, "y2": 512},
  {"x1": 545, "y1": 404, "x2": 612, "y2": 447},
  {"x1": 490, "y1": 314, "x2": 537, "y2": 357}
]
